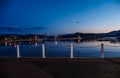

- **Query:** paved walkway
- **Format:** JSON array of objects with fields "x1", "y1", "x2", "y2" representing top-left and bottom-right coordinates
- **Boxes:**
[{"x1": 0, "y1": 58, "x2": 120, "y2": 78}]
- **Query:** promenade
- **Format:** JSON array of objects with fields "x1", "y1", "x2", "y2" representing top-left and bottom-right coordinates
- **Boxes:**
[{"x1": 0, "y1": 58, "x2": 120, "y2": 78}]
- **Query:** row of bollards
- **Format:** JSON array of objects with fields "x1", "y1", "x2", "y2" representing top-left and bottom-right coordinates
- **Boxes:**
[
  {"x1": 70, "y1": 44, "x2": 73, "y2": 58},
  {"x1": 16, "y1": 43, "x2": 104, "y2": 58},
  {"x1": 41, "y1": 44, "x2": 74, "y2": 58},
  {"x1": 42, "y1": 44, "x2": 46, "y2": 58},
  {"x1": 101, "y1": 43, "x2": 104, "y2": 58},
  {"x1": 17, "y1": 45, "x2": 20, "y2": 58}
]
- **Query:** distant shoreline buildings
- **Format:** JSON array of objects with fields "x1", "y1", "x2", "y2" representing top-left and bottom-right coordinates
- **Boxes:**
[{"x1": 0, "y1": 29, "x2": 120, "y2": 43}]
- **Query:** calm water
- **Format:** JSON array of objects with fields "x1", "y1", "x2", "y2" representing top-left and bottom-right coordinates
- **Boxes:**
[{"x1": 1, "y1": 41, "x2": 120, "y2": 58}]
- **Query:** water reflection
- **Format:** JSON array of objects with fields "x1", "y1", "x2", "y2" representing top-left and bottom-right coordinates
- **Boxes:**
[
  {"x1": 54, "y1": 41, "x2": 58, "y2": 45},
  {"x1": 77, "y1": 39, "x2": 81, "y2": 43},
  {"x1": 35, "y1": 42, "x2": 38, "y2": 47},
  {"x1": 14, "y1": 43, "x2": 17, "y2": 48},
  {"x1": 1, "y1": 40, "x2": 120, "y2": 58},
  {"x1": 5, "y1": 42, "x2": 8, "y2": 46},
  {"x1": 0, "y1": 40, "x2": 114, "y2": 47},
  {"x1": 29, "y1": 41, "x2": 32, "y2": 44}
]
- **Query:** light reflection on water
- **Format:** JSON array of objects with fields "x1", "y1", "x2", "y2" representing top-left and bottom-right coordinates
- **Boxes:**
[{"x1": 0, "y1": 41, "x2": 120, "y2": 58}]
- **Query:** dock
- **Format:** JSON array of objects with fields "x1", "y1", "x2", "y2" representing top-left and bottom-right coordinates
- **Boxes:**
[{"x1": 0, "y1": 58, "x2": 120, "y2": 78}]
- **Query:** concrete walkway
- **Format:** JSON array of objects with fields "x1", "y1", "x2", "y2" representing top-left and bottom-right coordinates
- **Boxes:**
[{"x1": 0, "y1": 58, "x2": 120, "y2": 78}]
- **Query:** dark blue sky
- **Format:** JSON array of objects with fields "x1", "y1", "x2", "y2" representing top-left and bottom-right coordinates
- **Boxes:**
[{"x1": 0, "y1": 0, "x2": 120, "y2": 34}]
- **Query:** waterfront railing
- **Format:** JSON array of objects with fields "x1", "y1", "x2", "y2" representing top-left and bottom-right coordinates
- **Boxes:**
[
  {"x1": 1, "y1": 43, "x2": 120, "y2": 58},
  {"x1": 14, "y1": 43, "x2": 119, "y2": 58}
]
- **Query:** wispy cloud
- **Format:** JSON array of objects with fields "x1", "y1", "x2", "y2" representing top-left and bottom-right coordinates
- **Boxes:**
[
  {"x1": 0, "y1": 26, "x2": 48, "y2": 32},
  {"x1": 0, "y1": 27, "x2": 23, "y2": 32},
  {"x1": 28, "y1": 26, "x2": 48, "y2": 30}
]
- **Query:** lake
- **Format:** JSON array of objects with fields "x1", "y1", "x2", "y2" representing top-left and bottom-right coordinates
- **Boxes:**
[{"x1": 1, "y1": 40, "x2": 120, "y2": 58}]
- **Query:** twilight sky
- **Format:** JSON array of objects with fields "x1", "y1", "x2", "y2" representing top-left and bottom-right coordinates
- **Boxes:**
[{"x1": 0, "y1": 0, "x2": 120, "y2": 34}]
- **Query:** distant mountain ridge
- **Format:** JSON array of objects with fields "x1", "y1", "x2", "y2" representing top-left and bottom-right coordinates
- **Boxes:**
[
  {"x1": 108, "y1": 30, "x2": 120, "y2": 35},
  {"x1": 1, "y1": 30, "x2": 120, "y2": 41}
]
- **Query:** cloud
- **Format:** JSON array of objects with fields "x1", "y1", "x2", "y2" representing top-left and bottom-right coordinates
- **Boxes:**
[
  {"x1": 0, "y1": 26, "x2": 48, "y2": 32},
  {"x1": 0, "y1": 27, "x2": 24, "y2": 32},
  {"x1": 28, "y1": 26, "x2": 48, "y2": 30},
  {"x1": 76, "y1": 21, "x2": 80, "y2": 24}
]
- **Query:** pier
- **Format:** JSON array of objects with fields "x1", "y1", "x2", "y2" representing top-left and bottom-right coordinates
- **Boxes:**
[{"x1": 0, "y1": 58, "x2": 120, "y2": 78}]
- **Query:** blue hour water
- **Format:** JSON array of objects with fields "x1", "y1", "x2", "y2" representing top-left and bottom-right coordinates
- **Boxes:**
[{"x1": 0, "y1": 41, "x2": 120, "y2": 58}]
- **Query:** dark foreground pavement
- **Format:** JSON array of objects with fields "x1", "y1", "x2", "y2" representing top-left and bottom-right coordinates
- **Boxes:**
[{"x1": 0, "y1": 58, "x2": 120, "y2": 78}]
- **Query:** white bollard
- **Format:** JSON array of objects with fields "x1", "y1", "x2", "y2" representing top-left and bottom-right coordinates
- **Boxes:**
[
  {"x1": 42, "y1": 44, "x2": 45, "y2": 58},
  {"x1": 101, "y1": 43, "x2": 104, "y2": 58},
  {"x1": 70, "y1": 43, "x2": 73, "y2": 58},
  {"x1": 17, "y1": 45, "x2": 20, "y2": 58}
]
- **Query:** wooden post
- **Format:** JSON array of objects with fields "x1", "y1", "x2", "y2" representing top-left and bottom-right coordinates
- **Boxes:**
[
  {"x1": 42, "y1": 44, "x2": 45, "y2": 58},
  {"x1": 17, "y1": 45, "x2": 20, "y2": 58},
  {"x1": 101, "y1": 43, "x2": 104, "y2": 58},
  {"x1": 70, "y1": 43, "x2": 73, "y2": 58}
]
